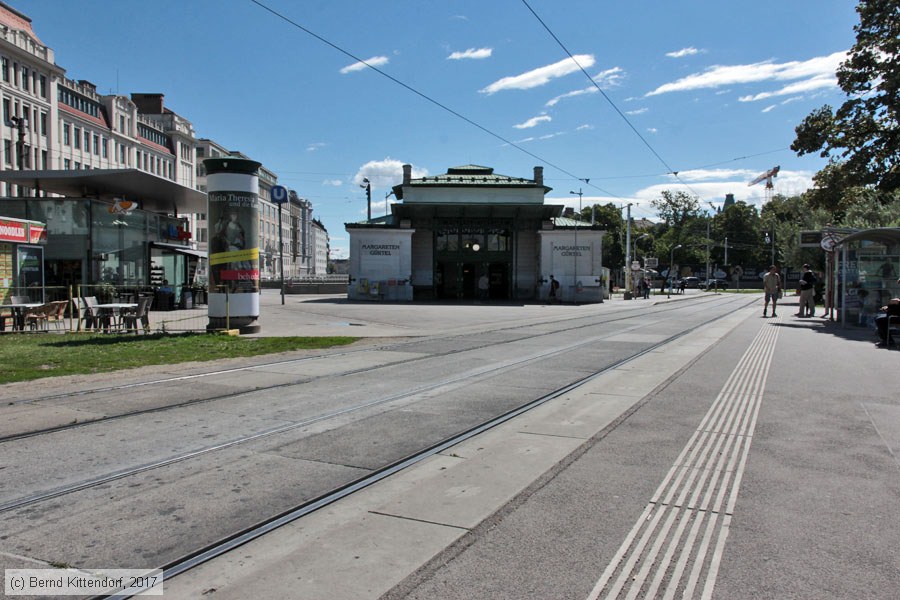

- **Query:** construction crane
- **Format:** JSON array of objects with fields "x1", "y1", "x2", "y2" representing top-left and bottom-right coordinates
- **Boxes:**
[{"x1": 748, "y1": 165, "x2": 780, "y2": 202}]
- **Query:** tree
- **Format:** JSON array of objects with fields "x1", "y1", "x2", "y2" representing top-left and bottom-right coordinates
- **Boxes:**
[{"x1": 792, "y1": 0, "x2": 900, "y2": 192}]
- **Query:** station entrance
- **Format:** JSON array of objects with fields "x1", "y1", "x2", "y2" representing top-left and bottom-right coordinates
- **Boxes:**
[{"x1": 434, "y1": 218, "x2": 512, "y2": 300}]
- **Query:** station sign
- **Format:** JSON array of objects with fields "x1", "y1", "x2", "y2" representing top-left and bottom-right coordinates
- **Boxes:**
[{"x1": 270, "y1": 185, "x2": 289, "y2": 204}]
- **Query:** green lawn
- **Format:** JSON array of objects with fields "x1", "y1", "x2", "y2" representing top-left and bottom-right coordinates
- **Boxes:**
[{"x1": 0, "y1": 333, "x2": 358, "y2": 384}]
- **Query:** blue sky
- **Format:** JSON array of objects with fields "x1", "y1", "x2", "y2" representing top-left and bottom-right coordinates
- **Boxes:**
[{"x1": 17, "y1": 0, "x2": 859, "y2": 258}]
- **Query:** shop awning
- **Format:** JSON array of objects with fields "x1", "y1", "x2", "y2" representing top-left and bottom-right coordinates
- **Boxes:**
[
  {"x1": 0, "y1": 169, "x2": 208, "y2": 214},
  {"x1": 150, "y1": 242, "x2": 207, "y2": 259}
]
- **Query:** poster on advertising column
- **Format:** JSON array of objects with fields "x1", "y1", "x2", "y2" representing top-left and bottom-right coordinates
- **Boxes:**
[{"x1": 208, "y1": 191, "x2": 260, "y2": 294}]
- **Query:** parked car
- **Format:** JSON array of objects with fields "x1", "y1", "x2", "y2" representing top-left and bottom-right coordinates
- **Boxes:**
[
  {"x1": 681, "y1": 276, "x2": 701, "y2": 288},
  {"x1": 700, "y1": 278, "x2": 730, "y2": 290}
]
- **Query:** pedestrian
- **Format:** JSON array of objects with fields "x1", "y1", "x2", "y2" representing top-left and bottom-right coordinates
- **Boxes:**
[
  {"x1": 478, "y1": 273, "x2": 489, "y2": 300},
  {"x1": 874, "y1": 295, "x2": 900, "y2": 346},
  {"x1": 762, "y1": 265, "x2": 781, "y2": 318},
  {"x1": 797, "y1": 264, "x2": 817, "y2": 317},
  {"x1": 548, "y1": 275, "x2": 559, "y2": 304},
  {"x1": 679, "y1": 279, "x2": 686, "y2": 294},
  {"x1": 642, "y1": 278, "x2": 650, "y2": 299}
]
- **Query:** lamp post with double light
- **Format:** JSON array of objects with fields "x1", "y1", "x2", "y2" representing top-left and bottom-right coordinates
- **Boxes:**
[{"x1": 570, "y1": 188, "x2": 583, "y2": 299}]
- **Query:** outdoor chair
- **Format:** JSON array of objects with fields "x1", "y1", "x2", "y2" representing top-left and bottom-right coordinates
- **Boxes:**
[
  {"x1": 47, "y1": 300, "x2": 69, "y2": 331},
  {"x1": 122, "y1": 295, "x2": 152, "y2": 334},
  {"x1": 24, "y1": 303, "x2": 53, "y2": 331},
  {"x1": 79, "y1": 296, "x2": 100, "y2": 330}
]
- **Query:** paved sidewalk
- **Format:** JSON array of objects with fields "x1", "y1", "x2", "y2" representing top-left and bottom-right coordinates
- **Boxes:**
[{"x1": 165, "y1": 295, "x2": 900, "y2": 599}]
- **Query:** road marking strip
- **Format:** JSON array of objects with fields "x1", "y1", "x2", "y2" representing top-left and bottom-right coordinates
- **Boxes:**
[{"x1": 588, "y1": 319, "x2": 780, "y2": 600}]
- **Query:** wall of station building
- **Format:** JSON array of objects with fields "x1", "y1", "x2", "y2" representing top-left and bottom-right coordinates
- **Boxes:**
[
  {"x1": 347, "y1": 229, "x2": 415, "y2": 301},
  {"x1": 347, "y1": 226, "x2": 606, "y2": 303}
]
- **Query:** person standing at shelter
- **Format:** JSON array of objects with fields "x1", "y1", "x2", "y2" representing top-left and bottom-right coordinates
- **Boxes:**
[
  {"x1": 549, "y1": 275, "x2": 559, "y2": 304},
  {"x1": 875, "y1": 295, "x2": 900, "y2": 346},
  {"x1": 798, "y1": 264, "x2": 817, "y2": 317},
  {"x1": 762, "y1": 265, "x2": 781, "y2": 318},
  {"x1": 478, "y1": 273, "x2": 489, "y2": 300}
]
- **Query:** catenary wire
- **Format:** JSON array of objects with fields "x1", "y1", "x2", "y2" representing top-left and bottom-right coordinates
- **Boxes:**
[
  {"x1": 247, "y1": 0, "x2": 622, "y2": 201},
  {"x1": 520, "y1": 0, "x2": 707, "y2": 200}
]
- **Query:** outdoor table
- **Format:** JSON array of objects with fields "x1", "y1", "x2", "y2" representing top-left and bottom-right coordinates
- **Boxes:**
[
  {"x1": 94, "y1": 303, "x2": 138, "y2": 332},
  {"x1": 1, "y1": 303, "x2": 43, "y2": 331}
]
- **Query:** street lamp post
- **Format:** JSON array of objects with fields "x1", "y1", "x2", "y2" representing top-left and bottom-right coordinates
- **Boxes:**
[
  {"x1": 360, "y1": 177, "x2": 371, "y2": 221},
  {"x1": 624, "y1": 203, "x2": 633, "y2": 297},
  {"x1": 668, "y1": 244, "x2": 682, "y2": 298},
  {"x1": 569, "y1": 189, "x2": 584, "y2": 301}
]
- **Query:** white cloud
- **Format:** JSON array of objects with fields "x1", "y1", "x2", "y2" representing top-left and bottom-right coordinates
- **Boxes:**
[
  {"x1": 514, "y1": 115, "x2": 552, "y2": 129},
  {"x1": 576, "y1": 124, "x2": 593, "y2": 130},
  {"x1": 539, "y1": 131, "x2": 565, "y2": 140},
  {"x1": 322, "y1": 179, "x2": 343, "y2": 187},
  {"x1": 634, "y1": 168, "x2": 816, "y2": 207},
  {"x1": 594, "y1": 66, "x2": 625, "y2": 87},
  {"x1": 666, "y1": 47, "x2": 702, "y2": 58},
  {"x1": 626, "y1": 108, "x2": 648, "y2": 115},
  {"x1": 354, "y1": 158, "x2": 428, "y2": 188},
  {"x1": 762, "y1": 105, "x2": 777, "y2": 113},
  {"x1": 340, "y1": 55, "x2": 390, "y2": 74},
  {"x1": 645, "y1": 50, "x2": 846, "y2": 96},
  {"x1": 480, "y1": 54, "x2": 595, "y2": 94},
  {"x1": 545, "y1": 86, "x2": 597, "y2": 107},
  {"x1": 448, "y1": 47, "x2": 492, "y2": 60},
  {"x1": 738, "y1": 75, "x2": 837, "y2": 102},
  {"x1": 306, "y1": 142, "x2": 327, "y2": 152},
  {"x1": 647, "y1": 128, "x2": 658, "y2": 134}
]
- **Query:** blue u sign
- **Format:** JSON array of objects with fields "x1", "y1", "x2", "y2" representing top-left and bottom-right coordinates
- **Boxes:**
[{"x1": 271, "y1": 185, "x2": 288, "y2": 204}]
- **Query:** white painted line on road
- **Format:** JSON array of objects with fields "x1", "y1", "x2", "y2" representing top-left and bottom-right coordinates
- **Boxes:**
[{"x1": 587, "y1": 318, "x2": 781, "y2": 600}]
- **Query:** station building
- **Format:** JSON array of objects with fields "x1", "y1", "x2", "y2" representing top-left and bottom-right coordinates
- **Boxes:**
[{"x1": 345, "y1": 164, "x2": 608, "y2": 303}]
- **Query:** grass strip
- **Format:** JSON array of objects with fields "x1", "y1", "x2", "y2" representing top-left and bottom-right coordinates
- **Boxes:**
[{"x1": 0, "y1": 333, "x2": 358, "y2": 384}]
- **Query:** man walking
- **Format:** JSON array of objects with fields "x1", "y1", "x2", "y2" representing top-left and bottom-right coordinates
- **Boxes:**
[
  {"x1": 763, "y1": 265, "x2": 781, "y2": 318},
  {"x1": 798, "y1": 264, "x2": 817, "y2": 317}
]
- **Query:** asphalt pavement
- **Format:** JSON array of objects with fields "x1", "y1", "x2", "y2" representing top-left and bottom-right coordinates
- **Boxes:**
[{"x1": 162, "y1": 292, "x2": 900, "y2": 600}]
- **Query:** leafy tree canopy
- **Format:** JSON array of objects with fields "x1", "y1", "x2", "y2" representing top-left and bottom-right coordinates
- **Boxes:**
[{"x1": 792, "y1": 0, "x2": 900, "y2": 193}]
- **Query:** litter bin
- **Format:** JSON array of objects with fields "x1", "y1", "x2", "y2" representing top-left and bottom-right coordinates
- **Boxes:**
[{"x1": 180, "y1": 288, "x2": 193, "y2": 309}]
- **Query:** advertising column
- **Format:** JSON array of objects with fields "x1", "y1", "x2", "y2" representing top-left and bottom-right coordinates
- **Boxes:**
[{"x1": 204, "y1": 157, "x2": 262, "y2": 333}]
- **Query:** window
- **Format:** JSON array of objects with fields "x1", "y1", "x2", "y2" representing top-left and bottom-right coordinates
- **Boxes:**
[
  {"x1": 64, "y1": 158, "x2": 70, "y2": 169},
  {"x1": 1, "y1": 57, "x2": 7, "y2": 82},
  {"x1": 41, "y1": 150, "x2": 47, "y2": 168},
  {"x1": 40, "y1": 112, "x2": 46, "y2": 136},
  {"x1": 101, "y1": 137, "x2": 108, "y2": 158},
  {"x1": 74, "y1": 161, "x2": 80, "y2": 170},
  {"x1": 73, "y1": 127, "x2": 81, "y2": 149},
  {"x1": 13, "y1": 62, "x2": 18, "y2": 86},
  {"x1": 2, "y1": 98, "x2": 9, "y2": 124},
  {"x1": 93, "y1": 134, "x2": 99, "y2": 154},
  {"x1": 84, "y1": 130, "x2": 90, "y2": 150},
  {"x1": 39, "y1": 75, "x2": 46, "y2": 98},
  {"x1": 3, "y1": 140, "x2": 10, "y2": 165},
  {"x1": 21, "y1": 66, "x2": 28, "y2": 91},
  {"x1": 63, "y1": 124, "x2": 70, "y2": 146},
  {"x1": 119, "y1": 115, "x2": 125, "y2": 132}
]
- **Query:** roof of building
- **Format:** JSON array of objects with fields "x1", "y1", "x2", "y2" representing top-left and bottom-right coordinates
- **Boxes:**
[
  {"x1": 410, "y1": 164, "x2": 540, "y2": 187},
  {"x1": 0, "y1": 2, "x2": 45, "y2": 47},
  {"x1": 0, "y1": 169, "x2": 207, "y2": 214}
]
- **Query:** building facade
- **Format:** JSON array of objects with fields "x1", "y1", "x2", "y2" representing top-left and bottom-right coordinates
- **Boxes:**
[{"x1": 346, "y1": 164, "x2": 607, "y2": 302}]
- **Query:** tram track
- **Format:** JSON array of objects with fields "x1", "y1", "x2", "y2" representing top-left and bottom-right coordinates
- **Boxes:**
[
  {"x1": 0, "y1": 296, "x2": 754, "y2": 515},
  {"x1": 1, "y1": 294, "x2": 739, "y2": 444},
  {"x1": 90, "y1": 293, "x2": 757, "y2": 599}
]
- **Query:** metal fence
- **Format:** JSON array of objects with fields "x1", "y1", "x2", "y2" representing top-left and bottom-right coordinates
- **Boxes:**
[{"x1": 1, "y1": 284, "x2": 211, "y2": 334}]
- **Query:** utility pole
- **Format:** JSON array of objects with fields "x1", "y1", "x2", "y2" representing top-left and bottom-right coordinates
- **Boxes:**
[{"x1": 724, "y1": 236, "x2": 728, "y2": 267}]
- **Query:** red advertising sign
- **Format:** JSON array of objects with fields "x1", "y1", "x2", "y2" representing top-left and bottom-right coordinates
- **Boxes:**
[
  {"x1": 0, "y1": 218, "x2": 28, "y2": 243},
  {"x1": 28, "y1": 224, "x2": 47, "y2": 244}
]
